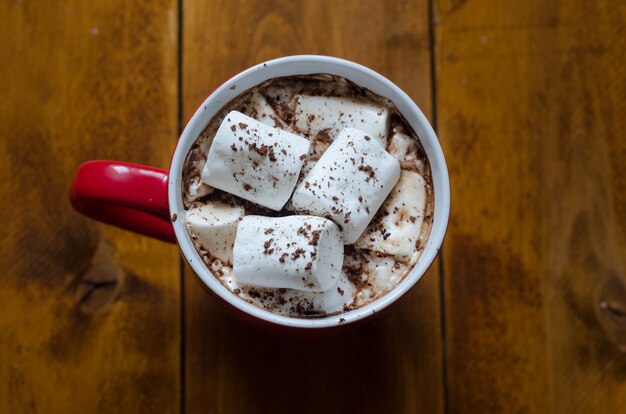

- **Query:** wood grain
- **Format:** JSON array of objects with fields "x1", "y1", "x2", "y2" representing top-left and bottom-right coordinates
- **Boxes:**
[
  {"x1": 436, "y1": 0, "x2": 626, "y2": 412},
  {"x1": 182, "y1": 1, "x2": 443, "y2": 413},
  {"x1": 0, "y1": 1, "x2": 180, "y2": 412},
  {"x1": 4, "y1": 0, "x2": 621, "y2": 412}
]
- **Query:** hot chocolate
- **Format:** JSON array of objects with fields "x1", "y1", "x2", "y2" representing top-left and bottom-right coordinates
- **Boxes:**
[{"x1": 182, "y1": 74, "x2": 434, "y2": 318}]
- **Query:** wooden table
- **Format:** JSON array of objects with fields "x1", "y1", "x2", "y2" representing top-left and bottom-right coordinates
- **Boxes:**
[{"x1": 1, "y1": 1, "x2": 624, "y2": 412}]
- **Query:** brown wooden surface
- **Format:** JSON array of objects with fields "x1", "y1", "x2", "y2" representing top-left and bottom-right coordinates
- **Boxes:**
[
  {"x1": 182, "y1": 1, "x2": 443, "y2": 413},
  {"x1": 436, "y1": 0, "x2": 626, "y2": 412},
  {"x1": 0, "y1": 1, "x2": 180, "y2": 413},
  {"x1": 2, "y1": 0, "x2": 625, "y2": 413}
]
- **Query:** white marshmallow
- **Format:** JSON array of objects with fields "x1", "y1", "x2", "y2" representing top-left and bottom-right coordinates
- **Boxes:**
[
  {"x1": 283, "y1": 160, "x2": 316, "y2": 212},
  {"x1": 185, "y1": 201, "x2": 245, "y2": 263},
  {"x1": 293, "y1": 95, "x2": 390, "y2": 146},
  {"x1": 188, "y1": 176, "x2": 213, "y2": 200},
  {"x1": 184, "y1": 151, "x2": 214, "y2": 202},
  {"x1": 202, "y1": 111, "x2": 310, "y2": 211},
  {"x1": 244, "y1": 91, "x2": 285, "y2": 128},
  {"x1": 217, "y1": 267, "x2": 354, "y2": 315},
  {"x1": 297, "y1": 160, "x2": 316, "y2": 186},
  {"x1": 388, "y1": 131, "x2": 425, "y2": 173},
  {"x1": 276, "y1": 272, "x2": 354, "y2": 314},
  {"x1": 355, "y1": 170, "x2": 427, "y2": 257},
  {"x1": 264, "y1": 83, "x2": 296, "y2": 106},
  {"x1": 187, "y1": 158, "x2": 214, "y2": 201},
  {"x1": 233, "y1": 215, "x2": 343, "y2": 292},
  {"x1": 362, "y1": 253, "x2": 409, "y2": 292},
  {"x1": 291, "y1": 128, "x2": 401, "y2": 244}
]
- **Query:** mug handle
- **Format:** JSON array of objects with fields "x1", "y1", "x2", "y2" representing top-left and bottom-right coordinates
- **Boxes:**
[{"x1": 69, "y1": 161, "x2": 176, "y2": 243}]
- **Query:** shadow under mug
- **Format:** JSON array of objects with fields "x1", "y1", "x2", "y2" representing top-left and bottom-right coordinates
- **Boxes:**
[{"x1": 70, "y1": 55, "x2": 450, "y2": 333}]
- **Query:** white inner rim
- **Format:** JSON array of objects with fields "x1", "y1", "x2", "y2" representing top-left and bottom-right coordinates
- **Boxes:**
[{"x1": 168, "y1": 55, "x2": 450, "y2": 328}]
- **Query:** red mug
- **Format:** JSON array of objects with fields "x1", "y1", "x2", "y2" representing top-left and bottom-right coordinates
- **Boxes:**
[{"x1": 70, "y1": 55, "x2": 450, "y2": 331}]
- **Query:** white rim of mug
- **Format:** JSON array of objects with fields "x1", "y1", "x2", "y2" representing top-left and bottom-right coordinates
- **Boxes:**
[{"x1": 168, "y1": 55, "x2": 450, "y2": 329}]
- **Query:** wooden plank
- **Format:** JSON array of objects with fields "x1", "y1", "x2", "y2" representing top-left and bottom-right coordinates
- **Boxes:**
[
  {"x1": 183, "y1": 1, "x2": 443, "y2": 413},
  {"x1": 0, "y1": 1, "x2": 180, "y2": 413},
  {"x1": 436, "y1": 0, "x2": 626, "y2": 412}
]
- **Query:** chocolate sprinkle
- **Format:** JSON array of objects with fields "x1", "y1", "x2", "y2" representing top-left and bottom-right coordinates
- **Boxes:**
[
  {"x1": 291, "y1": 248, "x2": 306, "y2": 260},
  {"x1": 308, "y1": 230, "x2": 321, "y2": 246}
]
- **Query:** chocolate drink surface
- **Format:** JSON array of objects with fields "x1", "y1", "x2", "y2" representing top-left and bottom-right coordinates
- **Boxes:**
[{"x1": 182, "y1": 74, "x2": 434, "y2": 318}]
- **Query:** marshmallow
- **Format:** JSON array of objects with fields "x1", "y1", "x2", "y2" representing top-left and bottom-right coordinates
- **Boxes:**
[
  {"x1": 184, "y1": 150, "x2": 214, "y2": 202},
  {"x1": 355, "y1": 170, "x2": 427, "y2": 257},
  {"x1": 297, "y1": 160, "x2": 316, "y2": 186},
  {"x1": 202, "y1": 111, "x2": 310, "y2": 210},
  {"x1": 293, "y1": 95, "x2": 390, "y2": 145},
  {"x1": 362, "y1": 254, "x2": 409, "y2": 293},
  {"x1": 233, "y1": 215, "x2": 343, "y2": 292},
  {"x1": 218, "y1": 267, "x2": 354, "y2": 315},
  {"x1": 244, "y1": 91, "x2": 285, "y2": 128},
  {"x1": 291, "y1": 128, "x2": 401, "y2": 244},
  {"x1": 283, "y1": 160, "x2": 316, "y2": 212},
  {"x1": 276, "y1": 272, "x2": 355, "y2": 314},
  {"x1": 264, "y1": 83, "x2": 296, "y2": 106},
  {"x1": 388, "y1": 131, "x2": 425, "y2": 173},
  {"x1": 186, "y1": 158, "x2": 213, "y2": 200},
  {"x1": 188, "y1": 175, "x2": 213, "y2": 200},
  {"x1": 185, "y1": 200, "x2": 245, "y2": 263}
]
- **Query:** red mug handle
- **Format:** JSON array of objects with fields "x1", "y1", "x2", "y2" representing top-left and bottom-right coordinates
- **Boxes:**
[{"x1": 69, "y1": 161, "x2": 176, "y2": 243}]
